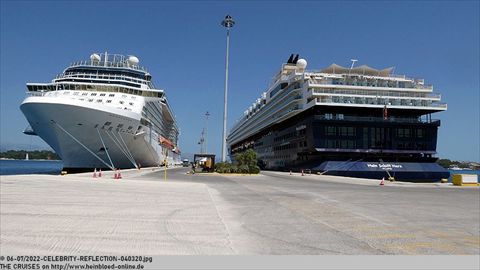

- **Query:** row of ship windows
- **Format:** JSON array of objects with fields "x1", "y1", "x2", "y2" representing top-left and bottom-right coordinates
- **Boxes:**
[
  {"x1": 270, "y1": 82, "x2": 301, "y2": 98},
  {"x1": 67, "y1": 91, "x2": 135, "y2": 99},
  {"x1": 234, "y1": 89, "x2": 302, "y2": 132},
  {"x1": 311, "y1": 88, "x2": 437, "y2": 98},
  {"x1": 324, "y1": 139, "x2": 428, "y2": 150},
  {"x1": 78, "y1": 98, "x2": 134, "y2": 106},
  {"x1": 55, "y1": 84, "x2": 162, "y2": 98},
  {"x1": 272, "y1": 129, "x2": 307, "y2": 143},
  {"x1": 327, "y1": 78, "x2": 415, "y2": 88},
  {"x1": 272, "y1": 141, "x2": 308, "y2": 151},
  {"x1": 248, "y1": 96, "x2": 301, "y2": 123},
  {"x1": 314, "y1": 96, "x2": 435, "y2": 107},
  {"x1": 322, "y1": 126, "x2": 426, "y2": 139},
  {"x1": 60, "y1": 91, "x2": 135, "y2": 106},
  {"x1": 326, "y1": 126, "x2": 355, "y2": 136}
]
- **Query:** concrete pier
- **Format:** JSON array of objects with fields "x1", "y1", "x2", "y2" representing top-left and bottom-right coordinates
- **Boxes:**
[{"x1": 1, "y1": 167, "x2": 479, "y2": 255}]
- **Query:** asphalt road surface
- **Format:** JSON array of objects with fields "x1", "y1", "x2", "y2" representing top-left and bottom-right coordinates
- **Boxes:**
[{"x1": 1, "y1": 167, "x2": 478, "y2": 255}]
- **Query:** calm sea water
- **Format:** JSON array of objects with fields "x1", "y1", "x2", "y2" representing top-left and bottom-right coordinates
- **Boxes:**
[{"x1": 0, "y1": 160, "x2": 63, "y2": 175}]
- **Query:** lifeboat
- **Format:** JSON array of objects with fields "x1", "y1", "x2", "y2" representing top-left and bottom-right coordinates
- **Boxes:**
[{"x1": 158, "y1": 135, "x2": 174, "y2": 149}]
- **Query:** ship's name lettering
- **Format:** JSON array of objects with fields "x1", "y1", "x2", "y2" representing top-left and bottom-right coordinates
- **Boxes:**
[{"x1": 366, "y1": 163, "x2": 403, "y2": 169}]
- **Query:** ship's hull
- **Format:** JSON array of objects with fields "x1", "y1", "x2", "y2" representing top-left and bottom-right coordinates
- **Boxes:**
[
  {"x1": 21, "y1": 96, "x2": 179, "y2": 171},
  {"x1": 229, "y1": 107, "x2": 450, "y2": 182}
]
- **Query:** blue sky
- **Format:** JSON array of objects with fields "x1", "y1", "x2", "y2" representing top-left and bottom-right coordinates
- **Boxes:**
[{"x1": 1, "y1": 0, "x2": 479, "y2": 162}]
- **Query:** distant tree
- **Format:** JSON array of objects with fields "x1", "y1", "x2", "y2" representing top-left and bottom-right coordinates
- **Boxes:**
[
  {"x1": 437, "y1": 158, "x2": 475, "y2": 169},
  {"x1": 436, "y1": 159, "x2": 453, "y2": 168},
  {"x1": 0, "y1": 150, "x2": 60, "y2": 160}
]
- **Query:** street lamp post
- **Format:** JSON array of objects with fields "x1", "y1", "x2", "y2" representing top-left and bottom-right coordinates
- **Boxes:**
[
  {"x1": 205, "y1": 111, "x2": 210, "y2": 153},
  {"x1": 221, "y1": 15, "x2": 235, "y2": 162},
  {"x1": 198, "y1": 129, "x2": 204, "y2": 154}
]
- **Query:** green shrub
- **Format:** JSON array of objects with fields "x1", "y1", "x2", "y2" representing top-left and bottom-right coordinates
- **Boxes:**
[
  {"x1": 237, "y1": 164, "x2": 249, "y2": 174},
  {"x1": 215, "y1": 149, "x2": 260, "y2": 174},
  {"x1": 249, "y1": 165, "x2": 260, "y2": 174},
  {"x1": 215, "y1": 162, "x2": 233, "y2": 173}
]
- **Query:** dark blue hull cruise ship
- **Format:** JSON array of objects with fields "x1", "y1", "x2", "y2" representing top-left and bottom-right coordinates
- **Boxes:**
[{"x1": 227, "y1": 55, "x2": 449, "y2": 182}]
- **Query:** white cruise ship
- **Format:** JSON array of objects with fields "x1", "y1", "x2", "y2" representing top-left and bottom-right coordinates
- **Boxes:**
[{"x1": 20, "y1": 53, "x2": 180, "y2": 171}]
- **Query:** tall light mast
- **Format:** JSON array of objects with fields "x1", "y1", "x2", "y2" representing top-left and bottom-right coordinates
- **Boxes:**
[{"x1": 221, "y1": 14, "x2": 235, "y2": 162}]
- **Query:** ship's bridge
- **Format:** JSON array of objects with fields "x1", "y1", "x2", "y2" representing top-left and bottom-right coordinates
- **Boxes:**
[
  {"x1": 54, "y1": 53, "x2": 153, "y2": 88},
  {"x1": 25, "y1": 53, "x2": 165, "y2": 101}
]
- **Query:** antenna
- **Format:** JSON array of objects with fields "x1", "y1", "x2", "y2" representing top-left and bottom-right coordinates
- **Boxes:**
[
  {"x1": 204, "y1": 111, "x2": 210, "y2": 153},
  {"x1": 350, "y1": 59, "x2": 358, "y2": 70},
  {"x1": 199, "y1": 129, "x2": 205, "y2": 154},
  {"x1": 349, "y1": 59, "x2": 358, "y2": 75}
]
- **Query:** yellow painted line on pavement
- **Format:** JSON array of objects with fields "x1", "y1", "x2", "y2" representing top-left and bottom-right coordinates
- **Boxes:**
[{"x1": 384, "y1": 241, "x2": 460, "y2": 255}]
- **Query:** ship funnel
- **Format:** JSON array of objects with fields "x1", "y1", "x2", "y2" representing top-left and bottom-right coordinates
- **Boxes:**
[
  {"x1": 287, "y1": 54, "x2": 294, "y2": 64},
  {"x1": 293, "y1": 54, "x2": 299, "y2": 64}
]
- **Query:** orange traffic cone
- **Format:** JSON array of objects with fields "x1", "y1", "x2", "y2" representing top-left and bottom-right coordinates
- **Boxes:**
[
  {"x1": 98, "y1": 169, "x2": 102, "y2": 178},
  {"x1": 380, "y1": 177, "x2": 385, "y2": 186},
  {"x1": 93, "y1": 168, "x2": 97, "y2": 178},
  {"x1": 301, "y1": 170, "x2": 304, "y2": 176}
]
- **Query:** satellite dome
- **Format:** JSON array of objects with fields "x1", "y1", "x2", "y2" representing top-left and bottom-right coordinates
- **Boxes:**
[
  {"x1": 90, "y1": 53, "x2": 101, "y2": 62},
  {"x1": 296, "y1": 58, "x2": 307, "y2": 69},
  {"x1": 127, "y1": 55, "x2": 139, "y2": 66}
]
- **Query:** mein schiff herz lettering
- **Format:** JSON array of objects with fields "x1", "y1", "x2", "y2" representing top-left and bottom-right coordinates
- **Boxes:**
[
  {"x1": 21, "y1": 53, "x2": 180, "y2": 171},
  {"x1": 227, "y1": 54, "x2": 449, "y2": 181}
]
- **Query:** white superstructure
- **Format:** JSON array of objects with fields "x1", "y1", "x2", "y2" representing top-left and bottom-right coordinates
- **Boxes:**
[
  {"x1": 21, "y1": 53, "x2": 181, "y2": 170},
  {"x1": 228, "y1": 56, "x2": 447, "y2": 147}
]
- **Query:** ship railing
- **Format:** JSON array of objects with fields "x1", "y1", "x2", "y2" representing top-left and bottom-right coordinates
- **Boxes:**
[
  {"x1": 433, "y1": 102, "x2": 448, "y2": 108},
  {"x1": 308, "y1": 79, "x2": 433, "y2": 90},
  {"x1": 388, "y1": 74, "x2": 407, "y2": 79},
  {"x1": 427, "y1": 93, "x2": 441, "y2": 98},
  {"x1": 313, "y1": 115, "x2": 440, "y2": 124},
  {"x1": 311, "y1": 89, "x2": 441, "y2": 99},
  {"x1": 55, "y1": 72, "x2": 149, "y2": 84},
  {"x1": 312, "y1": 97, "x2": 447, "y2": 109},
  {"x1": 68, "y1": 60, "x2": 148, "y2": 72},
  {"x1": 308, "y1": 70, "x2": 430, "y2": 84},
  {"x1": 414, "y1": 84, "x2": 434, "y2": 89}
]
